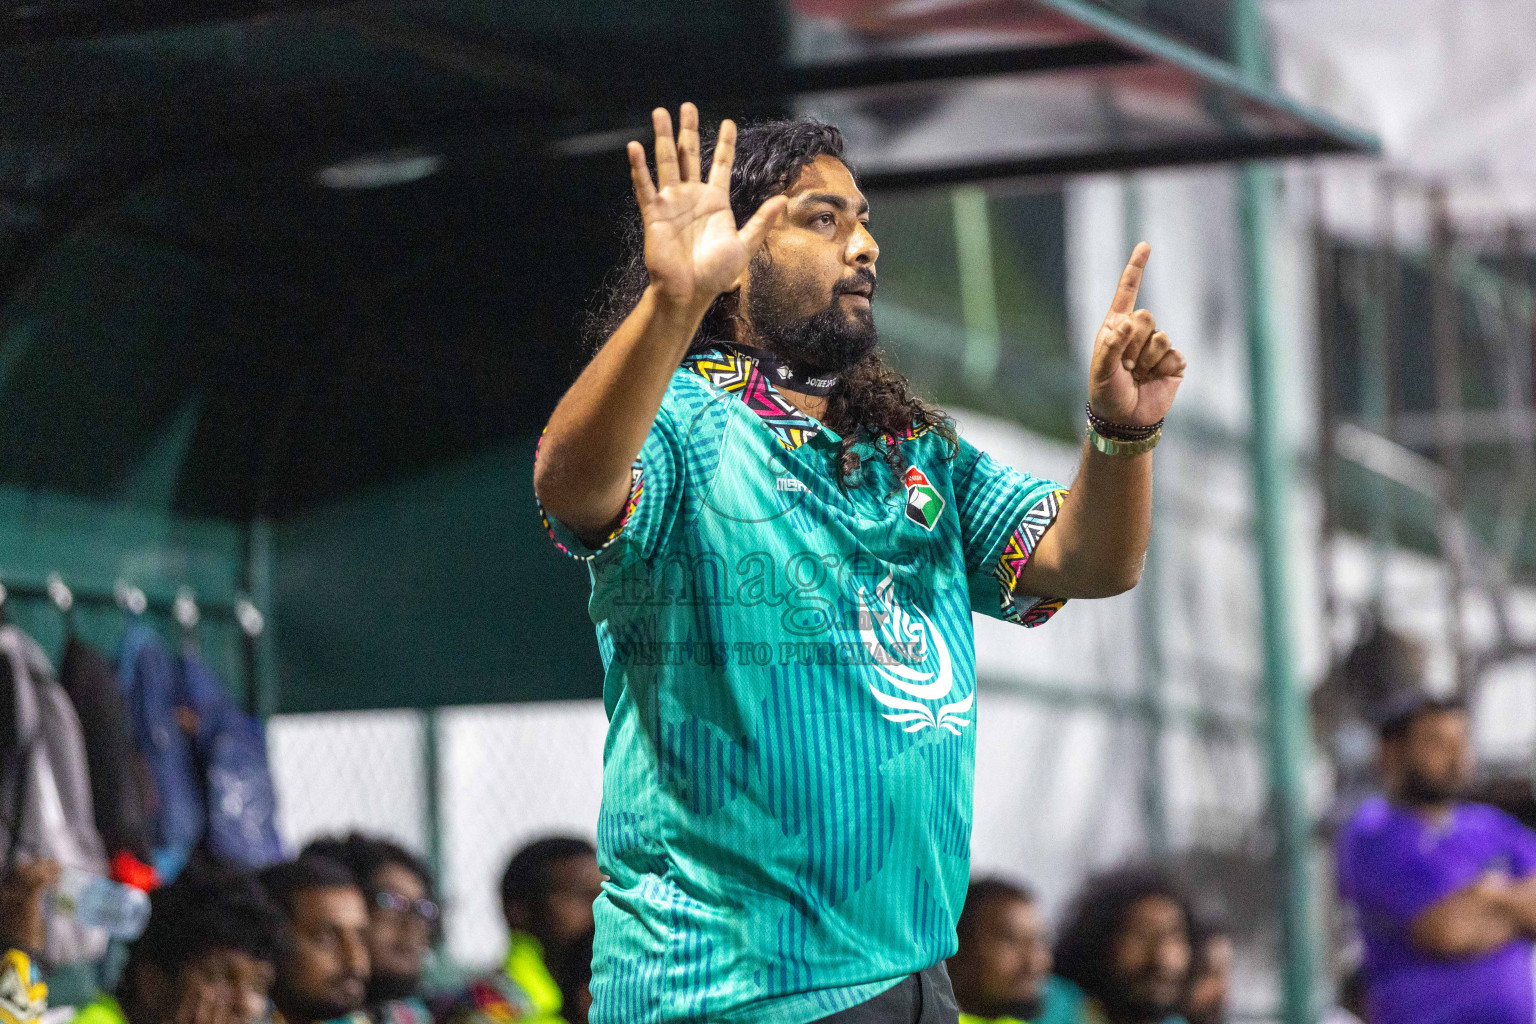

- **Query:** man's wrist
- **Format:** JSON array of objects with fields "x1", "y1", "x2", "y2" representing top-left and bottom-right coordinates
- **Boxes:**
[
  {"x1": 1085, "y1": 402, "x2": 1162, "y2": 439},
  {"x1": 1086, "y1": 426, "x2": 1160, "y2": 457},
  {"x1": 645, "y1": 283, "x2": 716, "y2": 327}
]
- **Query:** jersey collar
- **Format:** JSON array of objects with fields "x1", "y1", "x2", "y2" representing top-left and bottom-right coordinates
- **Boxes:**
[
  {"x1": 683, "y1": 345, "x2": 936, "y2": 453},
  {"x1": 684, "y1": 345, "x2": 826, "y2": 450}
]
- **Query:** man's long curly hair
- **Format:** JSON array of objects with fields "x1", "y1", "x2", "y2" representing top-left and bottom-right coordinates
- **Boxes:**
[
  {"x1": 1053, "y1": 864, "x2": 1195, "y2": 1007},
  {"x1": 583, "y1": 117, "x2": 956, "y2": 483}
]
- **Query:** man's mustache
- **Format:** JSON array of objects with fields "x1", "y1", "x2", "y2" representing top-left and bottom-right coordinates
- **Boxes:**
[{"x1": 832, "y1": 269, "x2": 877, "y2": 300}]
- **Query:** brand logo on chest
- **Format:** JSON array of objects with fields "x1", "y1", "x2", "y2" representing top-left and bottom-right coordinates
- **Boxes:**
[
  {"x1": 903, "y1": 466, "x2": 945, "y2": 531},
  {"x1": 855, "y1": 573, "x2": 971, "y2": 734}
]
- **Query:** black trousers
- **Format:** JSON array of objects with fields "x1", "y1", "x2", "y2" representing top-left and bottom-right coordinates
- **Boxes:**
[{"x1": 812, "y1": 963, "x2": 960, "y2": 1024}]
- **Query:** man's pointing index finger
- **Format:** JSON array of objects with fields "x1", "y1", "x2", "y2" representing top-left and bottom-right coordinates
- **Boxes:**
[{"x1": 1109, "y1": 242, "x2": 1151, "y2": 316}]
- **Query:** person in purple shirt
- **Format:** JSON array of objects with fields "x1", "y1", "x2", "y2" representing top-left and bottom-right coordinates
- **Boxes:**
[{"x1": 1337, "y1": 692, "x2": 1536, "y2": 1024}]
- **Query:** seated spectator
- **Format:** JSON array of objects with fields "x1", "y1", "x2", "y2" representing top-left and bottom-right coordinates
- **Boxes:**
[
  {"x1": 72, "y1": 863, "x2": 284, "y2": 1024},
  {"x1": 948, "y1": 878, "x2": 1081, "y2": 1024},
  {"x1": 442, "y1": 837, "x2": 602, "y2": 1024},
  {"x1": 1181, "y1": 914, "x2": 1232, "y2": 1024},
  {"x1": 300, "y1": 834, "x2": 438, "y2": 1023},
  {"x1": 551, "y1": 930, "x2": 593, "y2": 1024},
  {"x1": 1337, "y1": 691, "x2": 1536, "y2": 1024},
  {"x1": 1053, "y1": 866, "x2": 1193, "y2": 1024},
  {"x1": 0, "y1": 858, "x2": 61, "y2": 1024},
  {"x1": 259, "y1": 856, "x2": 371, "y2": 1024}
]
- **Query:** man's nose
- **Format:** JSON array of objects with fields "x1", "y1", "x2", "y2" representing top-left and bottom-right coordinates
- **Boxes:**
[
  {"x1": 343, "y1": 933, "x2": 371, "y2": 977},
  {"x1": 1157, "y1": 937, "x2": 1190, "y2": 975},
  {"x1": 848, "y1": 223, "x2": 878, "y2": 266}
]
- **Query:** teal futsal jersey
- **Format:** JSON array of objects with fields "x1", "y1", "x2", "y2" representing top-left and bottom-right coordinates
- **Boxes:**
[{"x1": 539, "y1": 346, "x2": 1068, "y2": 1024}]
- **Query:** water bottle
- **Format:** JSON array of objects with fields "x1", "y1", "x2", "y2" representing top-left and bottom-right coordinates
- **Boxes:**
[{"x1": 51, "y1": 866, "x2": 151, "y2": 940}]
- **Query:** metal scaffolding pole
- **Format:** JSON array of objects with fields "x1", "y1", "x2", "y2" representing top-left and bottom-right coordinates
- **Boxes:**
[
  {"x1": 422, "y1": 707, "x2": 445, "y2": 893},
  {"x1": 1234, "y1": 2, "x2": 1317, "y2": 1021},
  {"x1": 1124, "y1": 175, "x2": 1170, "y2": 854},
  {"x1": 1311, "y1": 179, "x2": 1339, "y2": 636},
  {"x1": 1428, "y1": 187, "x2": 1473, "y2": 695}
]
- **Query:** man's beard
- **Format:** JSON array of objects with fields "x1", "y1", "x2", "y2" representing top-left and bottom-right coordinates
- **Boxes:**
[
  {"x1": 744, "y1": 259, "x2": 878, "y2": 375},
  {"x1": 273, "y1": 984, "x2": 364, "y2": 1024},
  {"x1": 1101, "y1": 994, "x2": 1181, "y2": 1024},
  {"x1": 367, "y1": 970, "x2": 421, "y2": 1003},
  {"x1": 1400, "y1": 767, "x2": 1465, "y2": 806},
  {"x1": 1099, "y1": 977, "x2": 1180, "y2": 1024}
]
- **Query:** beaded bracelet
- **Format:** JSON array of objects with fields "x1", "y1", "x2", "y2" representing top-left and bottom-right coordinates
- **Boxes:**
[{"x1": 1085, "y1": 402, "x2": 1163, "y2": 441}]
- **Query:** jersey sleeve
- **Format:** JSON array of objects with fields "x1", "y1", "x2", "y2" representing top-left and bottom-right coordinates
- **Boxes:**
[
  {"x1": 952, "y1": 436, "x2": 1070, "y2": 627},
  {"x1": 536, "y1": 398, "x2": 685, "y2": 563}
]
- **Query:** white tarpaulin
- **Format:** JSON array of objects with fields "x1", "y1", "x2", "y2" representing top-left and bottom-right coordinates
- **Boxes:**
[{"x1": 1267, "y1": 0, "x2": 1536, "y2": 243}]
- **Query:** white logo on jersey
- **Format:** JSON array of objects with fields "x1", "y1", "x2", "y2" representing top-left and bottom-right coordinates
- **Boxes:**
[{"x1": 854, "y1": 573, "x2": 973, "y2": 735}]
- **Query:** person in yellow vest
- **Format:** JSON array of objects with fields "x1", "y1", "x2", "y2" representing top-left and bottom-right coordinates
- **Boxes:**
[
  {"x1": 71, "y1": 863, "x2": 284, "y2": 1024},
  {"x1": 949, "y1": 878, "x2": 1085, "y2": 1024},
  {"x1": 0, "y1": 859, "x2": 59, "y2": 1024},
  {"x1": 441, "y1": 838, "x2": 603, "y2": 1024}
]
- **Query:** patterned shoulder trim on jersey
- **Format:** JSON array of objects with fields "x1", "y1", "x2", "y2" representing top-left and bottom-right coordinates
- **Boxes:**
[
  {"x1": 534, "y1": 429, "x2": 644, "y2": 561},
  {"x1": 992, "y1": 486, "x2": 1070, "y2": 628},
  {"x1": 684, "y1": 348, "x2": 821, "y2": 449}
]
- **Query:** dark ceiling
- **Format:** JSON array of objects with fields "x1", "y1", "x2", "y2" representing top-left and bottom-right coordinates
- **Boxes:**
[
  {"x1": 0, "y1": 1, "x2": 785, "y2": 519},
  {"x1": 0, "y1": 0, "x2": 1368, "y2": 523}
]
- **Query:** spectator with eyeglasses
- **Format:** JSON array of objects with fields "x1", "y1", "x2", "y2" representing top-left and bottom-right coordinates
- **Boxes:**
[{"x1": 300, "y1": 834, "x2": 440, "y2": 1024}]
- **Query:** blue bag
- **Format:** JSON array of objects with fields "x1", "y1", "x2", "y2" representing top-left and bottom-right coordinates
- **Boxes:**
[
  {"x1": 117, "y1": 624, "x2": 202, "y2": 881},
  {"x1": 179, "y1": 651, "x2": 284, "y2": 869}
]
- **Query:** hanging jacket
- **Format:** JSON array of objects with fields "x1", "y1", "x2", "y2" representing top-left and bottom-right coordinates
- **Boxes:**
[
  {"x1": 58, "y1": 637, "x2": 152, "y2": 863},
  {"x1": 116, "y1": 624, "x2": 202, "y2": 882},
  {"x1": 179, "y1": 650, "x2": 283, "y2": 869},
  {"x1": 0, "y1": 625, "x2": 109, "y2": 964}
]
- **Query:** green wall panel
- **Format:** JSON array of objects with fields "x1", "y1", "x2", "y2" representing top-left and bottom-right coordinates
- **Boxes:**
[
  {"x1": 271, "y1": 436, "x2": 602, "y2": 713},
  {"x1": 0, "y1": 485, "x2": 250, "y2": 693}
]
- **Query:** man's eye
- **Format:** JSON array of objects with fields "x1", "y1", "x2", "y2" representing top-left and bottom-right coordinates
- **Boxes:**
[{"x1": 817, "y1": 213, "x2": 834, "y2": 225}]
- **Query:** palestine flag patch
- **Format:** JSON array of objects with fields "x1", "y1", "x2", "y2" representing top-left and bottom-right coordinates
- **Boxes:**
[{"x1": 903, "y1": 466, "x2": 945, "y2": 531}]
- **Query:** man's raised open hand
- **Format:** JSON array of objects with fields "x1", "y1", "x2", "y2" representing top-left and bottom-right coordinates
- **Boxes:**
[
  {"x1": 1088, "y1": 243, "x2": 1186, "y2": 428},
  {"x1": 627, "y1": 103, "x2": 788, "y2": 310}
]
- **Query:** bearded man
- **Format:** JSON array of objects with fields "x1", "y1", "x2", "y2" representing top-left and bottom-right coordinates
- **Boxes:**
[
  {"x1": 533, "y1": 103, "x2": 1186, "y2": 1024},
  {"x1": 1338, "y1": 694, "x2": 1536, "y2": 1024}
]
